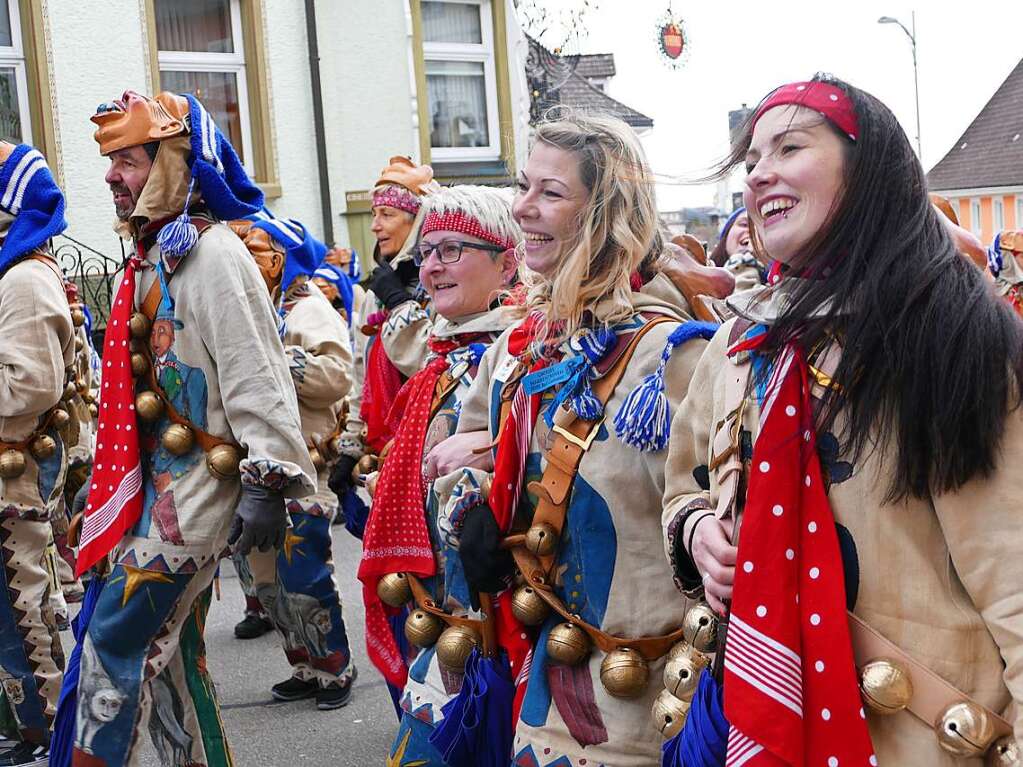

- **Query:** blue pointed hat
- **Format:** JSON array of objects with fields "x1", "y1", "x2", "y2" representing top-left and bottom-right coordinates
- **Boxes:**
[
  {"x1": 0, "y1": 144, "x2": 67, "y2": 274},
  {"x1": 247, "y1": 209, "x2": 327, "y2": 294},
  {"x1": 312, "y1": 261, "x2": 355, "y2": 325}
]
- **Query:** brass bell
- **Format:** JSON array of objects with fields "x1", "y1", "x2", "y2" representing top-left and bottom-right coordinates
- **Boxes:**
[
  {"x1": 82, "y1": 391, "x2": 95, "y2": 404},
  {"x1": 30, "y1": 435, "x2": 57, "y2": 460},
  {"x1": 354, "y1": 454, "x2": 378, "y2": 478},
  {"x1": 74, "y1": 335, "x2": 84, "y2": 353},
  {"x1": 62, "y1": 381, "x2": 77, "y2": 401},
  {"x1": 88, "y1": 403, "x2": 99, "y2": 418},
  {"x1": 206, "y1": 444, "x2": 241, "y2": 480},
  {"x1": 545, "y1": 622, "x2": 590, "y2": 666},
  {"x1": 524, "y1": 522, "x2": 558, "y2": 557},
  {"x1": 599, "y1": 647, "x2": 650, "y2": 699},
  {"x1": 0, "y1": 449, "x2": 26, "y2": 479},
  {"x1": 135, "y1": 391, "x2": 165, "y2": 422},
  {"x1": 935, "y1": 701, "x2": 997, "y2": 757},
  {"x1": 376, "y1": 572, "x2": 412, "y2": 607},
  {"x1": 130, "y1": 353, "x2": 150, "y2": 377},
  {"x1": 511, "y1": 585, "x2": 551, "y2": 626},
  {"x1": 859, "y1": 659, "x2": 913, "y2": 715},
  {"x1": 70, "y1": 306, "x2": 86, "y2": 327},
  {"x1": 682, "y1": 603, "x2": 719, "y2": 653},
  {"x1": 309, "y1": 447, "x2": 326, "y2": 472},
  {"x1": 664, "y1": 645, "x2": 710, "y2": 701},
  {"x1": 404, "y1": 609, "x2": 445, "y2": 648},
  {"x1": 50, "y1": 408, "x2": 71, "y2": 431},
  {"x1": 76, "y1": 377, "x2": 89, "y2": 395},
  {"x1": 129, "y1": 312, "x2": 151, "y2": 339},
  {"x1": 651, "y1": 688, "x2": 691, "y2": 739},
  {"x1": 435, "y1": 625, "x2": 479, "y2": 671},
  {"x1": 161, "y1": 423, "x2": 195, "y2": 456},
  {"x1": 990, "y1": 736, "x2": 1021, "y2": 767}
]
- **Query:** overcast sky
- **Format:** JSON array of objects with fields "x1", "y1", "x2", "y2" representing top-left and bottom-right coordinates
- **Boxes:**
[{"x1": 554, "y1": 0, "x2": 1023, "y2": 211}]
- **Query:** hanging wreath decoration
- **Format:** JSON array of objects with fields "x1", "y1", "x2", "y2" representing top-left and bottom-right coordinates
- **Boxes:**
[{"x1": 655, "y1": 6, "x2": 689, "y2": 69}]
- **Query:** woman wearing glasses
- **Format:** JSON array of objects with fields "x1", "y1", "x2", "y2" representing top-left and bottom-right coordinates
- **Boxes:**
[{"x1": 357, "y1": 185, "x2": 524, "y2": 766}]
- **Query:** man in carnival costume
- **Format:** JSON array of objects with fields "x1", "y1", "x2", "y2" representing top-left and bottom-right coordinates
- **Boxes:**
[
  {"x1": 0, "y1": 141, "x2": 74, "y2": 767},
  {"x1": 71, "y1": 91, "x2": 314, "y2": 767},
  {"x1": 988, "y1": 229, "x2": 1023, "y2": 315}
]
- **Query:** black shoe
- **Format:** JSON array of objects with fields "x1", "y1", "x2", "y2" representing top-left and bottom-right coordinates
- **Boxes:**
[
  {"x1": 234, "y1": 614, "x2": 273, "y2": 639},
  {"x1": 0, "y1": 741, "x2": 49, "y2": 766},
  {"x1": 271, "y1": 676, "x2": 319, "y2": 702},
  {"x1": 316, "y1": 666, "x2": 357, "y2": 710}
]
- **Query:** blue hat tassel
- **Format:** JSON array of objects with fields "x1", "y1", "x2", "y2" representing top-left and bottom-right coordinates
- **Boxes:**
[
  {"x1": 157, "y1": 175, "x2": 200, "y2": 258},
  {"x1": 614, "y1": 321, "x2": 718, "y2": 452}
]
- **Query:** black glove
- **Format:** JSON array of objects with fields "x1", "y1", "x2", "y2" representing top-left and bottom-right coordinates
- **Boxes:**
[
  {"x1": 228, "y1": 484, "x2": 288, "y2": 555},
  {"x1": 458, "y1": 502, "x2": 514, "y2": 609},
  {"x1": 369, "y1": 263, "x2": 414, "y2": 310},
  {"x1": 72, "y1": 475, "x2": 91, "y2": 517},
  {"x1": 328, "y1": 454, "x2": 359, "y2": 501}
]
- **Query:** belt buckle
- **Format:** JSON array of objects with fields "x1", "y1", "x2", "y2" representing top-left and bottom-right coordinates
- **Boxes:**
[{"x1": 551, "y1": 417, "x2": 603, "y2": 451}]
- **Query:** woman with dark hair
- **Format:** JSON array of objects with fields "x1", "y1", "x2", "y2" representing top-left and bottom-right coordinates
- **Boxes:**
[
  {"x1": 662, "y1": 75, "x2": 1023, "y2": 763},
  {"x1": 708, "y1": 207, "x2": 764, "y2": 291}
]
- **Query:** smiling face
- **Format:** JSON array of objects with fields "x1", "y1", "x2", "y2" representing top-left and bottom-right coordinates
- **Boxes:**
[
  {"x1": 743, "y1": 105, "x2": 848, "y2": 265},
  {"x1": 724, "y1": 211, "x2": 750, "y2": 255},
  {"x1": 104, "y1": 145, "x2": 154, "y2": 220},
  {"x1": 511, "y1": 141, "x2": 589, "y2": 276},
  {"x1": 418, "y1": 229, "x2": 515, "y2": 321},
  {"x1": 371, "y1": 204, "x2": 415, "y2": 259}
]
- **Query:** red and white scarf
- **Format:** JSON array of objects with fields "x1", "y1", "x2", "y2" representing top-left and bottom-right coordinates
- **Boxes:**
[
  {"x1": 76, "y1": 250, "x2": 146, "y2": 575},
  {"x1": 723, "y1": 337, "x2": 875, "y2": 766}
]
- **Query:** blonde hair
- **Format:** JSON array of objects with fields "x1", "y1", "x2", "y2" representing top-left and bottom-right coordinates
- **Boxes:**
[{"x1": 524, "y1": 111, "x2": 658, "y2": 346}]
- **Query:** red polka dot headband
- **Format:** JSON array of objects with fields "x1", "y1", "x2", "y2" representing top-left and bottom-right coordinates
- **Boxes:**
[
  {"x1": 752, "y1": 81, "x2": 859, "y2": 142},
  {"x1": 420, "y1": 210, "x2": 517, "y2": 251}
]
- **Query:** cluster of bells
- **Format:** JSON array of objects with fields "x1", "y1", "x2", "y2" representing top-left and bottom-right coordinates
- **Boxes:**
[
  {"x1": 0, "y1": 379, "x2": 90, "y2": 481},
  {"x1": 128, "y1": 312, "x2": 242, "y2": 481}
]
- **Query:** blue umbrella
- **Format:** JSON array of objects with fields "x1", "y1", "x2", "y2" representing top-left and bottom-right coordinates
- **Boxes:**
[
  {"x1": 50, "y1": 575, "x2": 105, "y2": 766},
  {"x1": 662, "y1": 670, "x2": 729, "y2": 767}
]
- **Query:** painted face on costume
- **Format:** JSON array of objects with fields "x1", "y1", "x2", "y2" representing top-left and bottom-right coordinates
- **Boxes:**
[
  {"x1": 419, "y1": 228, "x2": 515, "y2": 321},
  {"x1": 150, "y1": 319, "x2": 175, "y2": 358},
  {"x1": 371, "y1": 204, "x2": 415, "y2": 259},
  {"x1": 105, "y1": 144, "x2": 154, "y2": 221},
  {"x1": 512, "y1": 141, "x2": 588, "y2": 277},
  {"x1": 743, "y1": 105, "x2": 847, "y2": 265},
  {"x1": 724, "y1": 212, "x2": 750, "y2": 255}
]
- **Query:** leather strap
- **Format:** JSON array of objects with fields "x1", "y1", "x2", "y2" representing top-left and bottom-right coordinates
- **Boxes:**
[
  {"x1": 0, "y1": 407, "x2": 61, "y2": 451},
  {"x1": 407, "y1": 573, "x2": 496, "y2": 657}
]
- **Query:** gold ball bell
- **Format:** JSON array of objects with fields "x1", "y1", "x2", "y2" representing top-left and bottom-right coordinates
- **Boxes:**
[
  {"x1": 651, "y1": 688, "x2": 690, "y2": 739},
  {"x1": 511, "y1": 585, "x2": 551, "y2": 626},
  {"x1": 664, "y1": 643, "x2": 710, "y2": 701},
  {"x1": 129, "y1": 312, "x2": 151, "y2": 339},
  {"x1": 599, "y1": 648, "x2": 650, "y2": 699},
  {"x1": 50, "y1": 408, "x2": 71, "y2": 431},
  {"x1": 70, "y1": 306, "x2": 86, "y2": 327},
  {"x1": 376, "y1": 572, "x2": 412, "y2": 607},
  {"x1": 935, "y1": 701, "x2": 997, "y2": 757},
  {"x1": 0, "y1": 449, "x2": 26, "y2": 479},
  {"x1": 62, "y1": 382, "x2": 77, "y2": 402},
  {"x1": 135, "y1": 391, "x2": 165, "y2": 422},
  {"x1": 206, "y1": 444, "x2": 241, "y2": 480},
  {"x1": 435, "y1": 625, "x2": 479, "y2": 671},
  {"x1": 130, "y1": 353, "x2": 150, "y2": 377},
  {"x1": 74, "y1": 335, "x2": 84, "y2": 353},
  {"x1": 990, "y1": 736, "x2": 1021, "y2": 767},
  {"x1": 404, "y1": 610, "x2": 445, "y2": 648},
  {"x1": 859, "y1": 659, "x2": 913, "y2": 715},
  {"x1": 161, "y1": 424, "x2": 195, "y2": 456},
  {"x1": 88, "y1": 403, "x2": 99, "y2": 418},
  {"x1": 545, "y1": 622, "x2": 590, "y2": 666},
  {"x1": 30, "y1": 435, "x2": 57, "y2": 460},
  {"x1": 524, "y1": 522, "x2": 558, "y2": 557},
  {"x1": 354, "y1": 454, "x2": 378, "y2": 479},
  {"x1": 309, "y1": 447, "x2": 326, "y2": 472},
  {"x1": 682, "y1": 603, "x2": 719, "y2": 653}
]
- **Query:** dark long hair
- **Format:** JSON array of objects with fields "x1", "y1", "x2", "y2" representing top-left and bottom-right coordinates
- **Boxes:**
[{"x1": 722, "y1": 74, "x2": 1023, "y2": 500}]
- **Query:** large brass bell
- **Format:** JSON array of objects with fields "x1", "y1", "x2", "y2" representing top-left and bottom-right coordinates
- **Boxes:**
[
  {"x1": 206, "y1": 444, "x2": 241, "y2": 480},
  {"x1": 511, "y1": 585, "x2": 551, "y2": 626},
  {"x1": 664, "y1": 643, "x2": 710, "y2": 701},
  {"x1": 524, "y1": 522, "x2": 558, "y2": 557},
  {"x1": 76, "y1": 376, "x2": 89, "y2": 395},
  {"x1": 0, "y1": 449, "x2": 26, "y2": 479},
  {"x1": 682, "y1": 603, "x2": 719, "y2": 653},
  {"x1": 30, "y1": 435, "x2": 57, "y2": 460},
  {"x1": 651, "y1": 688, "x2": 691, "y2": 739},
  {"x1": 309, "y1": 447, "x2": 326, "y2": 472},
  {"x1": 376, "y1": 572, "x2": 412, "y2": 607},
  {"x1": 354, "y1": 454, "x2": 378, "y2": 480},
  {"x1": 130, "y1": 353, "x2": 150, "y2": 377},
  {"x1": 129, "y1": 312, "x2": 151, "y2": 339},
  {"x1": 88, "y1": 403, "x2": 99, "y2": 419},
  {"x1": 990, "y1": 736, "x2": 1021, "y2": 767},
  {"x1": 50, "y1": 408, "x2": 71, "y2": 431},
  {"x1": 404, "y1": 609, "x2": 445, "y2": 648},
  {"x1": 135, "y1": 391, "x2": 165, "y2": 422},
  {"x1": 62, "y1": 382, "x2": 77, "y2": 401},
  {"x1": 935, "y1": 701, "x2": 997, "y2": 757},
  {"x1": 435, "y1": 625, "x2": 479, "y2": 671},
  {"x1": 70, "y1": 306, "x2": 86, "y2": 327},
  {"x1": 545, "y1": 622, "x2": 590, "y2": 666},
  {"x1": 599, "y1": 647, "x2": 650, "y2": 699},
  {"x1": 161, "y1": 424, "x2": 195, "y2": 456},
  {"x1": 859, "y1": 659, "x2": 913, "y2": 715}
]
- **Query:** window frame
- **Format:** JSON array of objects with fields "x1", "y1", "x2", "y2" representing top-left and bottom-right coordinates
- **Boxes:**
[
  {"x1": 970, "y1": 198, "x2": 982, "y2": 237},
  {"x1": 0, "y1": 0, "x2": 33, "y2": 146},
  {"x1": 1016, "y1": 196, "x2": 1023, "y2": 230},
  {"x1": 994, "y1": 198, "x2": 1004, "y2": 232},
  {"x1": 421, "y1": 0, "x2": 502, "y2": 162}
]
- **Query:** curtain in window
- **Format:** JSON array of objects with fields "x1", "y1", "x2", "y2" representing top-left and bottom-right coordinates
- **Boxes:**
[
  {"x1": 422, "y1": 1, "x2": 482, "y2": 44},
  {"x1": 155, "y1": 0, "x2": 234, "y2": 53},
  {"x1": 0, "y1": 3, "x2": 12, "y2": 48},
  {"x1": 427, "y1": 61, "x2": 489, "y2": 148},
  {"x1": 0, "y1": 67, "x2": 21, "y2": 144},
  {"x1": 160, "y1": 70, "x2": 243, "y2": 162}
]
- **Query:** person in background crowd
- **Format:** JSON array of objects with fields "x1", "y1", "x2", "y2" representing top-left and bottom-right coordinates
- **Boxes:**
[
  {"x1": 663, "y1": 75, "x2": 1023, "y2": 764},
  {"x1": 988, "y1": 229, "x2": 1023, "y2": 315},
  {"x1": 709, "y1": 207, "x2": 764, "y2": 291}
]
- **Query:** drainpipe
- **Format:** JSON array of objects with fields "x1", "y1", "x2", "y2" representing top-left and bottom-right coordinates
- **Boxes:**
[{"x1": 304, "y1": 0, "x2": 334, "y2": 244}]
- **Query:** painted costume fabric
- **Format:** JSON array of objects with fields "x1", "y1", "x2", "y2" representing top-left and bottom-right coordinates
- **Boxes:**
[
  {"x1": 662, "y1": 281, "x2": 1023, "y2": 763},
  {"x1": 442, "y1": 290, "x2": 707, "y2": 767}
]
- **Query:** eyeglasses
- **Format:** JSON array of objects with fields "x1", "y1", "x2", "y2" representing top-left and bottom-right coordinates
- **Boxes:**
[{"x1": 414, "y1": 239, "x2": 507, "y2": 267}]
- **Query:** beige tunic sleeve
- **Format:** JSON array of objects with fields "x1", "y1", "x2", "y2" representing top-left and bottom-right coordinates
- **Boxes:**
[
  {"x1": 379, "y1": 297, "x2": 433, "y2": 378},
  {"x1": 283, "y1": 283, "x2": 353, "y2": 410}
]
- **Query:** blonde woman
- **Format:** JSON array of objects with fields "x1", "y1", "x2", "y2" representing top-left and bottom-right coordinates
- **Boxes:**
[{"x1": 433, "y1": 113, "x2": 716, "y2": 766}]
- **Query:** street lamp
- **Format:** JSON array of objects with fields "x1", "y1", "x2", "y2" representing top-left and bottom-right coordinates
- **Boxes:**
[{"x1": 878, "y1": 12, "x2": 922, "y2": 158}]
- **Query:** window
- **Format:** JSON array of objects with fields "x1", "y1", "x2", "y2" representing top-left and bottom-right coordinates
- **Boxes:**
[
  {"x1": 994, "y1": 198, "x2": 1004, "y2": 231},
  {"x1": 154, "y1": 0, "x2": 252, "y2": 172},
  {"x1": 970, "y1": 198, "x2": 982, "y2": 237},
  {"x1": 0, "y1": 1, "x2": 31, "y2": 145},
  {"x1": 421, "y1": 0, "x2": 501, "y2": 161},
  {"x1": 1017, "y1": 196, "x2": 1023, "y2": 229}
]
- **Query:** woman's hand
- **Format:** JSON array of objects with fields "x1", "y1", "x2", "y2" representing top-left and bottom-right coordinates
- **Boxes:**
[
  {"x1": 423, "y1": 431, "x2": 494, "y2": 481},
  {"x1": 691, "y1": 516, "x2": 737, "y2": 615}
]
